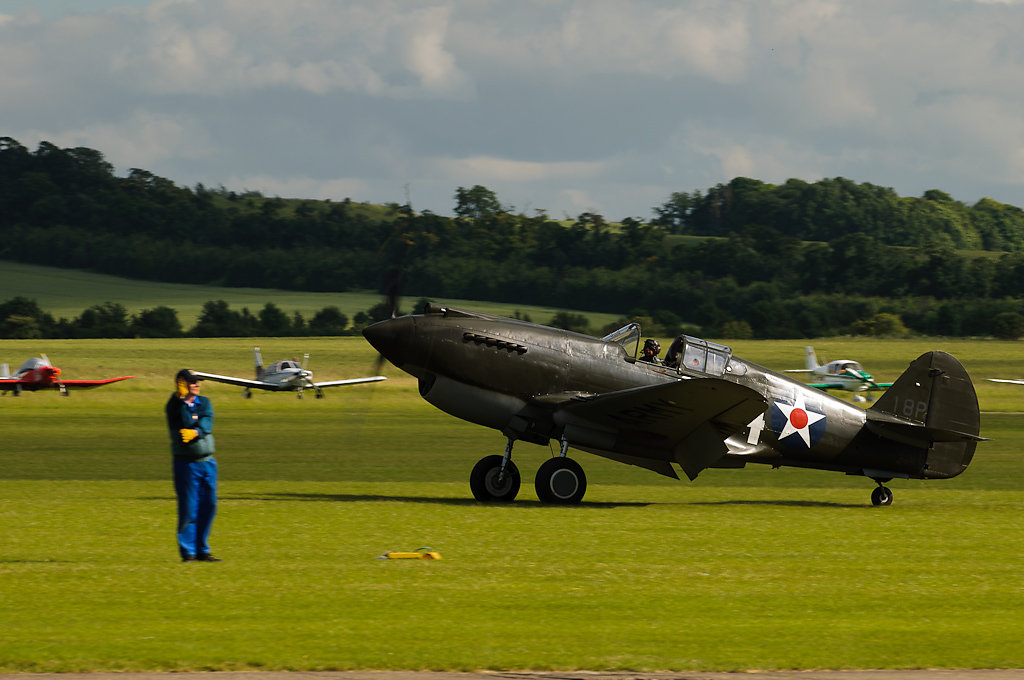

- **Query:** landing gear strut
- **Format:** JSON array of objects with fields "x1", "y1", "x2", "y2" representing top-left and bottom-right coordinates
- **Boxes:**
[
  {"x1": 870, "y1": 482, "x2": 893, "y2": 506},
  {"x1": 469, "y1": 438, "x2": 521, "y2": 502},
  {"x1": 534, "y1": 437, "x2": 587, "y2": 504}
]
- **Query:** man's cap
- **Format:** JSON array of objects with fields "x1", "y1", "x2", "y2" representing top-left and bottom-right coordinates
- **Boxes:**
[{"x1": 175, "y1": 369, "x2": 199, "y2": 384}]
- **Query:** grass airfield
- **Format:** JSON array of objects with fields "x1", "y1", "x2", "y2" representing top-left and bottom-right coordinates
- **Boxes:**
[{"x1": 2, "y1": 336, "x2": 1024, "y2": 672}]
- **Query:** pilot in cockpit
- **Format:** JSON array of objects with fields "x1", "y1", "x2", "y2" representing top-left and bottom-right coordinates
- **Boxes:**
[{"x1": 638, "y1": 338, "x2": 662, "y2": 364}]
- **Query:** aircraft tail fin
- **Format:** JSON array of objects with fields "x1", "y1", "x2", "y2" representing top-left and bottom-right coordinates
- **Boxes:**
[
  {"x1": 805, "y1": 345, "x2": 819, "y2": 370},
  {"x1": 254, "y1": 346, "x2": 264, "y2": 379},
  {"x1": 1, "y1": 363, "x2": 8, "y2": 378},
  {"x1": 866, "y1": 351, "x2": 983, "y2": 478}
]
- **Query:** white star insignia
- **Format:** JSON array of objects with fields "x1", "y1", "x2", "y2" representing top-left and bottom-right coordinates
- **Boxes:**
[{"x1": 775, "y1": 394, "x2": 826, "y2": 447}]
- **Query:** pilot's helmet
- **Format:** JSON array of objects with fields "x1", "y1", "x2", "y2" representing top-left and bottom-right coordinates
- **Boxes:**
[
  {"x1": 175, "y1": 368, "x2": 199, "y2": 397},
  {"x1": 643, "y1": 338, "x2": 661, "y2": 355}
]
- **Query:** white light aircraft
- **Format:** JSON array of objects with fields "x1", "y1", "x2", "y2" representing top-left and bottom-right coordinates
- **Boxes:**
[
  {"x1": 191, "y1": 347, "x2": 385, "y2": 399},
  {"x1": 785, "y1": 346, "x2": 892, "y2": 402}
]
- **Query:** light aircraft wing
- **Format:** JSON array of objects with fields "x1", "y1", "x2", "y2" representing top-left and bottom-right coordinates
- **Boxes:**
[
  {"x1": 56, "y1": 377, "x2": 133, "y2": 389},
  {"x1": 988, "y1": 378, "x2": 1024, "y2": 385},
  {"x1": 189, "y1": 371, "x2": 272, "y2": 389},
  {"x1": 313, "y1": 376, "x2": 387, "y2": 388},
  {"x1": 0, "y1": 377, "x2": 133, "y2": 389},
  {"x1": 555, "y1": 378, "x2": 767, "y2": 480},
  {"x1": 808, "y1": 381, "x2": 892, "y2": 391},
  {"x1": 808, "y1": 381, "x2": 846, "y2": 391}
]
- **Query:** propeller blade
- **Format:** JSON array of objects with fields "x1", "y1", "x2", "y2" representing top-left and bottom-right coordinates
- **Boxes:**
[{"x1": 373, "y1": 352, "x2": 389, "y2": 375}]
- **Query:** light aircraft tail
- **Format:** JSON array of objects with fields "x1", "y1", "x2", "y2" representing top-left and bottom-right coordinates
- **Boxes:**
[
  {"x1": 784, "y1": 346, "x2": 818, "y2": 374},
  {"x1": 0, "y1": 363, "x2": 8, "y2": 378},
  {"x1": 865, "y1": 351, "x2": 984, "y2": 479},
  {"x1": 254, "y1": 346, "x2": 264, "y2": 379}
]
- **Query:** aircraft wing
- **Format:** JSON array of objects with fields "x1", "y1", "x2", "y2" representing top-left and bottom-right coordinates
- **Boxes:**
[
  {"x1": 988, "y1": 378, "x2": 1024, "y2": 385},
  {"x1": 555, "y1": 378, "x2": 767, "y2": 481},
  {"x1": 313, "y1": 376, "x2": 387, "y2": 388},
  {"x1": 808, "y1": 381, "x2": 892, "y2": 391},
  {"x1": 0, "y1": 376, "x2": 133, "y2": 390},
  {"x1": 189, "y1": 371, "x2": 273, "y2": 390},
  {"x1": 58, "y1": 377, "x2": 133, "y2": 389}
]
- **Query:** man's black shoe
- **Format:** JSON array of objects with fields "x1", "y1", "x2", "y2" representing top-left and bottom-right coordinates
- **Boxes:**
[
  {"x1": 196, "y1": 554, "x2": 222, "y2": 562},
  {"x1": 181, "y1": 555, "x2": 197, "y2": 562}
]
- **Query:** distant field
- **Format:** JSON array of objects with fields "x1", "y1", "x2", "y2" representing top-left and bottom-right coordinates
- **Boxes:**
[
  {"x1": 0, "y1": 260, "x2": 621, "y2": 330},
  {"x1": 1, "y1": 336, "x2": 1023, "y2": 672}
]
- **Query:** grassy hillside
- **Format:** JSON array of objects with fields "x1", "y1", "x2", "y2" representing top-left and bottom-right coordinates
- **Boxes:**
[{"x1": 0, "y1": 260, "x2": 622, "y2": 330}]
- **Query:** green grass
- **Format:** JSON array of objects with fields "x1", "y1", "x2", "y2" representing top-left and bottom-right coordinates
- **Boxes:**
[
  {"x1": 2, "y1": 336, "x2": 1024, "y2": 672},
  {"x1": 0, "y1": 260, "x2": 621, "y2": 330}
]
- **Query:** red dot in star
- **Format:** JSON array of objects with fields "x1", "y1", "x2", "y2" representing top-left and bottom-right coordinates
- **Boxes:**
[{"x1": 790, "y1": 408, "x2": 808, "y2": 429}]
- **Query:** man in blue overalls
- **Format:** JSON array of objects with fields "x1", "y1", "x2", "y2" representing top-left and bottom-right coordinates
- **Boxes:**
[{"x1": 165, "y1": 369, "x2": 220, "y2": 562}]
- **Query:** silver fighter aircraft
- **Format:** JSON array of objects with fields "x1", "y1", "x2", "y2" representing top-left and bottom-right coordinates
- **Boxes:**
[{"x1": 364, "y1": 303, "x2": 984, "y2": 506}]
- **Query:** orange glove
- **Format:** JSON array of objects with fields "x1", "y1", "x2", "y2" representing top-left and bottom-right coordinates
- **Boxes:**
[{"x1": 179, "y1": 428, "x2": 199, "y2": 444}]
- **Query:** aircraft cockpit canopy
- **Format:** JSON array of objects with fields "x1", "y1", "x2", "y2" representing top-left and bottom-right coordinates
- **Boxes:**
[
  {"x1": 270, "y1": 360, "x2": 302, "y2": 372},
  {"x1": 665, "y1": 335, "x2": 735, "y2": 376},
  {"x1": 602, "y1": 322, "x2": 641, "y2": 360},
  {"x1": 17, "y1": 357, "x2": 47, "y2": 372}
]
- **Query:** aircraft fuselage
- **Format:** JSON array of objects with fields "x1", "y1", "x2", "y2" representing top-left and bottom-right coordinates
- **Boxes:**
[{"x1": 364, "y1": 305, "x2": 979, "y2": 493}]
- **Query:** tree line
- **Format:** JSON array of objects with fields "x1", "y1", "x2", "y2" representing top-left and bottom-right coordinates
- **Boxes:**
[
  {"x1": 3, "y1": 137, "x2": 1024, "y2": 339},
  {"x1": 0, "y1": 295, "x2": 595, "y2": 341},
  {"x1": 0, "y1": 296, "x2": 400, "y2": 339}
]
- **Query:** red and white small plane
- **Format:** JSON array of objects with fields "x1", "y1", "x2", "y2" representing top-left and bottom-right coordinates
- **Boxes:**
[{"x1": 1, "y1": 354, "x2": 133, "y2": 396}]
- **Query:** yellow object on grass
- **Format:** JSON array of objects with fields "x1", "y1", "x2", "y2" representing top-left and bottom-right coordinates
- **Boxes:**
[{"x1": 378, "y1": 547, "x2": 442, "y2": 560}]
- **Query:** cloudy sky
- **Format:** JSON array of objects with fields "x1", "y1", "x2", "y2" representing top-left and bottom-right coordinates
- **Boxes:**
[{"x1": 2, "y1": 0, "x2": 1023, "y2": 220}]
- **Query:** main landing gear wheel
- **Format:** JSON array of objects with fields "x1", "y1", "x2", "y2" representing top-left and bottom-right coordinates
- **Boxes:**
[
  {"x1": 871, "y1": 485, "x2": 894, "y2": 506},
  {"x1": 535, "y1": 457, "x2": 587, "y2": 504},
  {"x1": 470, "y1": 454, "x2": 521, "y2": 502}
]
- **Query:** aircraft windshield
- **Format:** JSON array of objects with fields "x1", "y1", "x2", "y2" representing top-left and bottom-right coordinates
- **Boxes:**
[
  {"x1": 17, "y1": 357, "x2": 46, "y2": 372},
  {"x1": 602, "y1": 322, "x2": 641, "y2": 359}
]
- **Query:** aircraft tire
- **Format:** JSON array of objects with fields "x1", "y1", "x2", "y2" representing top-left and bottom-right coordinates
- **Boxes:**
[
  {"x1": 871, "y1": 485, "x2": 894, "y2": 506},
  {"x1": 470, "y1": 454, "x2": 520, "y2": 502},
  {"x1": 535, "y1": 457, "x2": 587, "y2": 504}
]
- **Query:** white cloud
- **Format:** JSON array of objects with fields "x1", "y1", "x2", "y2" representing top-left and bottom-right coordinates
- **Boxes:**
[
  {"x1": 224, "y1": 174, "x2": 370, "y2": 201},
  {"x1": 18, "y1": 110, "x2": 214, "y2": 170},
  {"x1": 434, "y1": 155, "x2": 605, "y2": 183},
  {"x1": 3, "y1": 0, "x2": 1024, "y2": 217}
]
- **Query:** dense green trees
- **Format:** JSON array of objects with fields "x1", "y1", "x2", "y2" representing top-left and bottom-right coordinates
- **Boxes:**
[
  {"x1": 0, "y1": 297, "x2": 387, "y2": 339},
  {"x1": 4, "y1": 137, "x2": 1024, "y2": 339}
]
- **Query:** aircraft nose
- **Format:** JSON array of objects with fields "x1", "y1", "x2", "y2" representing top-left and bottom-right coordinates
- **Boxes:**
[{"x1": 363, "y1": 316, "x2": 415, "y2": 368}]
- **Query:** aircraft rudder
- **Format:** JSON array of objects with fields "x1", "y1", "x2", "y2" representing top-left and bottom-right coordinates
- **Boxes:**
[
  {"x1": 805, "y1": 346, "x2": 818, "y2": 370},
  {"x1": 869, "y1": 351, "x2": 981, "y2": 478}
]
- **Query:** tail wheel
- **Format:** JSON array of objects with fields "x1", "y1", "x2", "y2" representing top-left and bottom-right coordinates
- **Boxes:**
[
  {"x1": 871, "y1": 485, "x2": 893, "y2": 506},
  {"x1": 470, "y1": 454, "x2": 520, "y2": 502},
  {"x1": 535, "y1": 457, "x2": 587, "y2": 504}
]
